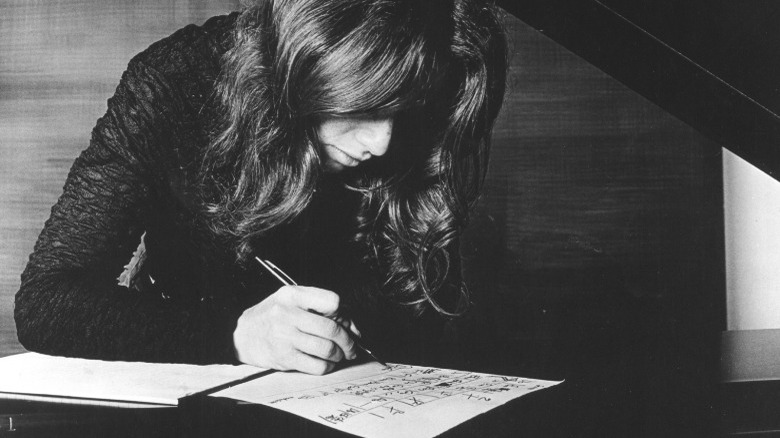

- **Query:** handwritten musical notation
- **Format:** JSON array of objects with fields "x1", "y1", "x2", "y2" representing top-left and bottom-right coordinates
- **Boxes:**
[{"x1": 213, "y1": 362, "x2": 562, "y2": 438}]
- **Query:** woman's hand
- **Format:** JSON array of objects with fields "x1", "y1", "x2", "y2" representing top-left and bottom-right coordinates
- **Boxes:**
[{"x1": 233, "y1": 285, "x2": 358, "y2": 375}]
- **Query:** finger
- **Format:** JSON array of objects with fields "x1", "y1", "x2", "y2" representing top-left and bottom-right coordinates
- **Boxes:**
[
  {"x1": 333, "y1": 314, "x2": 350, "y2": 329},
  {"x1": 294, "y1": 310, "x2": 357, "y2": 360},
  {"x1": 289, "y1": 351, "x2": 335, "y2": 376},
  {"x1": 349, "y1": 320, "x2": 362, "y2": 338},
  {"x1": 335, "y1": 316, "x2": 361, "y2": 338},
  {"x1": 286, "y1": 286, "x2": 341, "y2": 317},
  {"x1": 292, "y1": 331, "x2": 344, "y2": 362}
]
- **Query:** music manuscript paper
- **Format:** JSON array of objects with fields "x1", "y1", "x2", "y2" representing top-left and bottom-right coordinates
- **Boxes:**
[{"x1": 213, "y1": 362, "x2": 561, "y2": 438}]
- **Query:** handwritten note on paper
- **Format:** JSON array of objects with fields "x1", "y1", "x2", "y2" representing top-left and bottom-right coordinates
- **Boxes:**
[{"x1": 212, "y1": 362, "x2": 562, "y2": 438}]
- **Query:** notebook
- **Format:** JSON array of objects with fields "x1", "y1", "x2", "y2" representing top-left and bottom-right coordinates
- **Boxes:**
[{"x1": 0, "y1": 352, "x2": 266, "y2": 408}]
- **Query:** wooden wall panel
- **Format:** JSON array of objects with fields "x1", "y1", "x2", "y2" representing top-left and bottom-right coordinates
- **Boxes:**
[
  {"x1": 0, "y1": 0, "x2": 240, "y2": 357},
  {"x1": 458, "y1": 16, "x2": 723, "y2": 433},
  {"x1": 483, "y1": 16, "x2": 723, "y2": 287}
]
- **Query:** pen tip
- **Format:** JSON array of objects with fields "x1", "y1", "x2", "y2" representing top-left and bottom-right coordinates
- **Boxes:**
[{"x1": 369, "y1": 353, "x2": 387, "y2": 367}]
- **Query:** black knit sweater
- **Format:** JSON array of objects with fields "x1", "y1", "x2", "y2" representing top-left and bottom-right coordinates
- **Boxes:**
[{"x1": 15, "y1": 14, "x2": 455, "y2": 366}]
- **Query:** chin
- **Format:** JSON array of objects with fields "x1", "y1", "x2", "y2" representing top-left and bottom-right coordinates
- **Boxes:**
[{"x1": 323, "y1": 161, "x2": 345, "y2": 174}]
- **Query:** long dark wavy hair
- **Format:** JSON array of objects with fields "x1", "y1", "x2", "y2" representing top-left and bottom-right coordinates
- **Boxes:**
[{"x1": 200, "y1": 0, "x2": 507, "y2": 316}]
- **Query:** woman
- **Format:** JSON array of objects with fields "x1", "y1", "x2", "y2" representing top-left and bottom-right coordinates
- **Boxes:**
[{"x1": 15, "y1": 0, "x2": 507, "y2": 375}]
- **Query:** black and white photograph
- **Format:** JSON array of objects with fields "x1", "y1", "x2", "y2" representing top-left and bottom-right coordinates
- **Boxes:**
[{"x1": 0, "y1": 1, "x2": 777, "y2": 436}]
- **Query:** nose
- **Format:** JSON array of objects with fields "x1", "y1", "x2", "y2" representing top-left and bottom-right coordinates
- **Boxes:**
[{"x1": 354, "y1": 118, "x2": 393, "y2": 158}]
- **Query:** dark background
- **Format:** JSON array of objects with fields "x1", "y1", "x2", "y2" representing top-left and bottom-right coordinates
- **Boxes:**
[
  {"x1": 0, "y1": 2, "x2": 725, "y2": 435},
  {"x1": 459, "y1": 12, "x2": 724, "y2": 436}
]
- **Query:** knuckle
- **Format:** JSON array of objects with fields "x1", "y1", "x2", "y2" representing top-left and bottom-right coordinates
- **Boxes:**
[
  {"x1": 326, "y1": 293, "x2": 340, "y2": 312},
  {"x1": 324, "y1": 319, "x2": 341, "y2": 338},
  {"x1": 314, "y1": 339, "x2": 332, "y2": 358},
  {"x1": 280, "y1": 285, "x2": 302, "y2": 301},
  {"x1": 345, "y1": 337, "x2": 356, "y2": 353},
  {"x1": 325, "y1": 342, "x2": 339, "y2": 359},
  {"x1": 313, "y1": 288, "x2": 339, "y2": 311}
]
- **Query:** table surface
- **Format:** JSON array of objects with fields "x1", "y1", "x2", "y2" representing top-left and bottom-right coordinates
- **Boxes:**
[
  {"x1": 0, "y1": 387, "x2": 572, "y2": 438},
  {"x1": 0, "y1": 343, "x2": 721, "y2": 438},
  {"x1": 0, "y1": 288, "x2": 730, "y2": 437}
]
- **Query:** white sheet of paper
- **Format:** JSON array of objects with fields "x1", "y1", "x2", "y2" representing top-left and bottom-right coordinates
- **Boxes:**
[
  {"x1": 0, "y1": 352, "x2": 266, "y2": 407},
  {"x1": 212, "y1": 362, "x2": 562, "y2": 438}
]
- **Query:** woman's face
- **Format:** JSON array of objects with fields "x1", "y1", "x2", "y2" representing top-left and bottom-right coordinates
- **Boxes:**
[{"x1": 316, "y1": 116, "x2": 393, "y2": 173}]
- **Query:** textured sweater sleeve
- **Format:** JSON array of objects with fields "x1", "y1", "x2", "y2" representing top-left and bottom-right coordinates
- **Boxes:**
[{"x1": 14, "y1": 58, "x2": 242, "y2": 365}]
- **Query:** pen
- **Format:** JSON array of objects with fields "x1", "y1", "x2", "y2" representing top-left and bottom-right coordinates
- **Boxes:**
[{"x1": 254, "y1": 256, "x2": 387, "y2": 367}]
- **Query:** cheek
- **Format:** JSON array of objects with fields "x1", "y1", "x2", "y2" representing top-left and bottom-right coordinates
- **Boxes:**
[
  {"x1": 316, "y1": 119, "x2": 352, "y2": 143},
  {"x1": 323, "y1": 145, "x2": 338, "y2": 161},
  {"x1": 320, "y1": 144, "x2": 344, "y2": 173}
]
